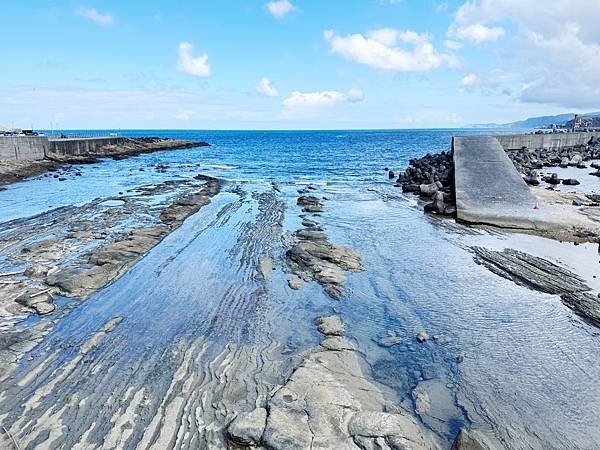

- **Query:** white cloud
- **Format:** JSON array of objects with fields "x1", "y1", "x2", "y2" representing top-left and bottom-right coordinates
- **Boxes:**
[
  {"x1": 282, "y1": 89, "x2": 366, "y2": 111},
  {"x1": 267, "y1": 0, "x2": 295, "y2": 19},
  {"x1": 256, "y1": 78, "x2": 279, "y2": 97},
  {"x1": 461, "y1": 73, "x2": 479, "y2": 87},
  {"x1": 444, "y1": 40, "x2": 463, "y2": 50},
  {"x1": 324, "y1": 28, "x2": 459, "y2": 72},
  {"x1": 177, "y1": 42, "x2": 211, "y2": 78},
  {"x1": 448, "y1": 23, "x2": 505, "y2": 43},
  {"x1": 76, "y1": 7, "x2": 113, "y2": 26},
  {"x1": 449, "y1": 0, "x2": 600, "y2": 108},
  {"x1": 347, "y1": 88, "x2": 366, "y2": 103},
  {"x1": 283, "y1": 91, "x2": 345, "y2": 110}
]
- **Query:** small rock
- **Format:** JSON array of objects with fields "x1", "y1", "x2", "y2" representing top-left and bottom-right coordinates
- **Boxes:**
[
  {"x1": 301, "y1": 218, "x2": 318, "y2": 228},
  {"x1": 377, "y1": 336, "x2": 403, "y2": 347},
  {"x1": 315, "y1": 315, "x2": 345, "y2": 336},
  {"x1": 321, "y1": 336, "x2": 355, "y2": 351},
  {"x1": 523, "y1": 170, "x2": 540, "y2": 186},
  {"x1": 388, "y1": 170, "x2": 395, "y2": 179},
  {"x1": 34, "y1": 302, "x2": 56, "y2": 315},
  {"x1": 58, "y1": 177, "x2": 66, "y2": 181},
  {"x1": 562, "y1": 178, "x2": 580, "y2": 186},
  {"x1": 543, "y1": 173, "x2": 561, "y2": 185},
  {"x1": 227, "y1": 408, "x2": 267, "y2": 446},
  {"x1": 287, "y1": 277, "x2": 305, "y2": 290},
  {"x1": 416, "y1": 332, "x2": 429, "y2": 343},
  {"x1": 451, "y1": 428, "x2": 491, "y2": 450},
  {"x1": 457, "y1": 353, "x2": 465, "y2": 363}
]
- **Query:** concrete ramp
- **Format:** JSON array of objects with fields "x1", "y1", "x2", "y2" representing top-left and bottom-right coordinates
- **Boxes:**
[{"x1": 453, "y1": 136, "x2": 564, "y2": 230}]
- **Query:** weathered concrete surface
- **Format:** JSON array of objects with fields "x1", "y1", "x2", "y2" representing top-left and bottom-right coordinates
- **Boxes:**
[
  {"x1": 497, "y1": 131, "x2": 597, "y2": 151},
  {"x1": 48, "y1": 136, "x2": 125, "y2": 157},
  {"x1": 453, "y1": 136, "x2": 600, "y2": 237},
  {"x1": 0, "y1": 136, "x2": 205, "y2": 162},
  {"x1": 453, "y1": 136, "x2": 539, "y2": 229},
  {"x1": 0, "y1": 136, "x2": 49, "y2": 160}
]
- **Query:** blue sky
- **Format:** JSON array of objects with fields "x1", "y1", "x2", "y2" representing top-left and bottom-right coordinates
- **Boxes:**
[{"x1": 1, "y1": 0, "x2": 598, "y2": 129}]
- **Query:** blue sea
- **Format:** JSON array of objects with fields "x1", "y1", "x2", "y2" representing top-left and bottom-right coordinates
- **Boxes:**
[{"x1": 53, "y1": 128, "x2": 498, "y2": 182}]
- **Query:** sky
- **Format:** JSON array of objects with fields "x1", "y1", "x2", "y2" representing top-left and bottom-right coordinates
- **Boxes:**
[{"x1": 1, "y1": 0, "x2": 599, "y2": 130}]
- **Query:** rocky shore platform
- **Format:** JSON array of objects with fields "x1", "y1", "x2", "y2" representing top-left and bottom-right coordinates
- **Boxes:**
[
  {"x1": 0, "y1": 137, "x2": 208, "y2": 187},
  {"x1": 0, "y1": 174, "x2": 220, "y2": 377}
]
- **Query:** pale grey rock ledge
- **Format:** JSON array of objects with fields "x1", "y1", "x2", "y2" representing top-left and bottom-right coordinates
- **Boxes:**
[{"x1": 227, "y1": 314, "x2": 442, "y2": 450}]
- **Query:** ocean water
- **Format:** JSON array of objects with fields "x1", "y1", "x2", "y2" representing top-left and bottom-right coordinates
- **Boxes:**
[
  {"x1": 1, "y1": 129, "x2": 600, "y2": 449},
  {"x1": 54, "y1": 128, "x2": 493, "y2": 181},
  {"x1": 1, "y1": 129, "x2": 493, "y2": 221}
]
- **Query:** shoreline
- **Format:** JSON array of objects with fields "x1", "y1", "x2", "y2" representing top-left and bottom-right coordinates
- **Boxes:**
[
  {"x1": 0, "y1": 137, "x2": 209, "y2": 187},
  {"x1": 0, "y1": 174, "x2": 221, "y2": 377},
  {"x1": 0, "y1": 130, "x2": 599, "y2": 448}
]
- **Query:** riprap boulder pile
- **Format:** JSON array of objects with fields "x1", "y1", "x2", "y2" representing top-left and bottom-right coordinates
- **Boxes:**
[
  {"x1": 395, "y1": 151, "x2": 456, "y2": 216},
  {"x1": 506, "y1": 137, "x2": 600, "y2": 186}
]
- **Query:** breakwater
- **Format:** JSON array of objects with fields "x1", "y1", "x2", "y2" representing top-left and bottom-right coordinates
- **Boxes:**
[
  {"x1": 0, "y1": 136, "x2": 125, "y2": 161},
  {"x1": 497, "y1": 131, "x2": 597, "y2": 151}
]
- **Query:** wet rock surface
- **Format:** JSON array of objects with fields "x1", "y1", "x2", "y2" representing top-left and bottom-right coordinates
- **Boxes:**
[
  {"x1": 0, "y1": 175, "x2": 221, "y2": 321},
  {"x1": 451, "y1": 428, "x2": 494, "y2": 450},
  {"x1": 228, "y1": 314, "x2": 441, "y2": 450},
  {"x1": 287, "y1": 192, "x2": 363, "y2": 299},
  {"x1": 473, "y1": 247, "x2": 600, "y2": 325}
]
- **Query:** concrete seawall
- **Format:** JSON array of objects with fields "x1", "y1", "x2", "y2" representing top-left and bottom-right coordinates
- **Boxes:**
[
  {"x1": 0, "y1": 136, "x2": 50, "y2": 161},
  {"x1": 497, "y1": 131, "x2": 597, "y2": 151},
  {"x1": 48, "y1": 137, "x2": 125, "y2": 157},
  {"x1": 0, "y1": 136, "x2": 125, "y2": 161}
]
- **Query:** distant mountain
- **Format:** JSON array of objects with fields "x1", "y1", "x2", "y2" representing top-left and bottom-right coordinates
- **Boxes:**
[{"x1": 466, "y1": 111, "x2": 600, "y2": 129}]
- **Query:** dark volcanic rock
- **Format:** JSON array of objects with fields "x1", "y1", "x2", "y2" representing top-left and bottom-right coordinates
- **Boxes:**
[
  {"x1": 398, "y1": 151, "x2": 456, "y2": 216},
  {"x1": 523, "y1": 170, "x2": 540, "y2": 186},
  {"x1": 507, "y1": 138, "x2": 600, "y2": 175},
  {"x1": 543, "y1": 173, "x2": 561, "y2": 185}
]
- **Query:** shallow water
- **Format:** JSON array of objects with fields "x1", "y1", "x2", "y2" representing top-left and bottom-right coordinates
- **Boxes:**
[{"x1": 1, "y1": 129, "x2": 599, "y2": 449}]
